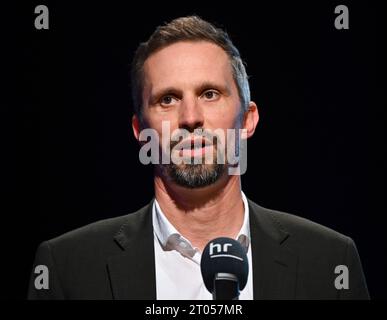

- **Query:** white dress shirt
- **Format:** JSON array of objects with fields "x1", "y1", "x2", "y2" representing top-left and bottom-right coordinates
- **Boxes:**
[{"x1": 152, "y1": 191, "x2": 254, "y2": 300}]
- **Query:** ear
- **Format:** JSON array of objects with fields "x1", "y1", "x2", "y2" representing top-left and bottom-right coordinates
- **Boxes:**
[
  {"x1": 243, "y1": 101, "x2": 259, "y2": 138},
  {"x1": 131, "y1": 114, "x2": 141, "y2": 142}
]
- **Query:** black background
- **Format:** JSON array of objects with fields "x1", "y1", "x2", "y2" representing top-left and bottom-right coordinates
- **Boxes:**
[{"x1": 1, "y1": 1, "x2": 385, "y2": 299}]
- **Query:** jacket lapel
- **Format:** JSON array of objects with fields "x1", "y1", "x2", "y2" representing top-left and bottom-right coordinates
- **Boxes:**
[
  {"x1": 248, "y1": 200, "x2": 298, "y2": 299},
  {"x1": 106, "y1": 197, "x2": 298, "y2": 300},
  {"x1": 107, "y1": 200, "x2": 156, "y2": 299}
]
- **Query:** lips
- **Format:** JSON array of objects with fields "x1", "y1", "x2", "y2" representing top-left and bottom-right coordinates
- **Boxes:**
[{"x1": 175, "y1": 138, "x2": 211, "y2": 150}]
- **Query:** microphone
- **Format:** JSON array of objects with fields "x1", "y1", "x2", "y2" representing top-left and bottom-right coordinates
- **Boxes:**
[{"x1": 200, "y1": 237, "x2": 248, "y2": 300}]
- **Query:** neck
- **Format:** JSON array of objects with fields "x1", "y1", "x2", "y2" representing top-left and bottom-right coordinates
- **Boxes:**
[{"x1": 153, "y1": 168, "x2": 245, "y2": 251}]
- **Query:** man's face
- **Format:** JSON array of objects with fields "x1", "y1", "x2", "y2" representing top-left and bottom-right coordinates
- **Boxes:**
[{"x1": 138, "y1": 41, "x2": 245, "y2": 188}]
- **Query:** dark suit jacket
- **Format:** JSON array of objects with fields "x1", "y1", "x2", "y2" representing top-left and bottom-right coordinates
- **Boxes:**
[{"x1": 28, "y1": 198, "x2": 369, "y2": 299}]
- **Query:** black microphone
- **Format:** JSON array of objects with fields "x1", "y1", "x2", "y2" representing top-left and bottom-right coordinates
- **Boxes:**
[{"x1": 200, "y1": 237, "x2": 248, "y2": 300}]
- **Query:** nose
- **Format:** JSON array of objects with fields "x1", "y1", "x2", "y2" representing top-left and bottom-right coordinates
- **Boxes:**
[{"x1": 178, "y1": 96, "x2": 204, "y2": 132}]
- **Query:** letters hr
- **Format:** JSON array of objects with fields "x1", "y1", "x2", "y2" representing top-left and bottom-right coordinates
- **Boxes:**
[{"x1": 209, "y1": 242, "x2": 232, "y2": 255}]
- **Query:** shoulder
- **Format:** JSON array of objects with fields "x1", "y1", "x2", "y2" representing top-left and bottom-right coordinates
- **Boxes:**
[
  {"x1": 248, "y1": 199, "x2": 351, "y2": 248},
  {"x1": 44, "y1": 201, "x2": 152, "y2": 252}
]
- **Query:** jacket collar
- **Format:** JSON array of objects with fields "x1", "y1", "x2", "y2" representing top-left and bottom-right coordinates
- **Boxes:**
[
  {"x1": 108, "y1": 200, "x2": 156, "y2": 299},
  {"x1": 248, "y1": 200, "x2": 298, "y2": 299},
  {"x1": 107, "y1": 197, "x2": 298, "y2": 299}
]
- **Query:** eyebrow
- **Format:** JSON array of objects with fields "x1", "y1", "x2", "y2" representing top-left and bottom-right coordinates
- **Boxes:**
[{"x1": 149, "y1": 81, "x2": 231, "y2": 105}]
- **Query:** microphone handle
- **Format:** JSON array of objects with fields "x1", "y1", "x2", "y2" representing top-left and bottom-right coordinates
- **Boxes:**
[{"x1": 213, "y1": 273, "x2": 240, "y2": 300}]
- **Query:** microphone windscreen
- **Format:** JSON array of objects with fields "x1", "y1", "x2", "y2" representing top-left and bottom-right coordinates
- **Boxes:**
[{"x1": 200, "y1": 237, "x2": 248, "y2": 293}]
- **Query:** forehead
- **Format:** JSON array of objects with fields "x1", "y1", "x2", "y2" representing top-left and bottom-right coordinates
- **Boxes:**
[{"x1": 143, "y1": 41, "x2": 234, "y2": 89}]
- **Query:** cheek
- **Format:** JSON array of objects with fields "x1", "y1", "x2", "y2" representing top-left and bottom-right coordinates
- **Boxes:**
[
  {"x1": 205, "y1": 109, "x2": 241, "y2": 129},
  {"x1": 143, "y1": 115, "x2": 180, "y2": 146},
  {"x1": 143, "y1": 110, "x2": 176, "y2": 132},
  {"x1": 204, "y1": 97, "x2": 242, "y2": 125}
]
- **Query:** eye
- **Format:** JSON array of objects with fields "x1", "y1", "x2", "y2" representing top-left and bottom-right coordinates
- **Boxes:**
[
  {"x1": 160, "y1": 95, "x2": 178, "y2": 107},
  {"x1": 202, "y1": 90, "x2": 220, "y2": 101}
]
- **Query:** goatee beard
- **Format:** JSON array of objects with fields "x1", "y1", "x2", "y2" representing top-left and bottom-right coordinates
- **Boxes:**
[{"x1": 163, "y1": 162, "x2": 226, "y2": 189}]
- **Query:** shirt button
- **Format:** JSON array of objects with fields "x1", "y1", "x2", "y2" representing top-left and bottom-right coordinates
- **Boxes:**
[{"x1": 179, "y1": 242, "x2": 187, "y2": 248}]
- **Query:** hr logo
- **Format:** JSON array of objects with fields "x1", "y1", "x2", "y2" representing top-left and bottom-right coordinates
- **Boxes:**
[
  {"x1": 209, "y1": 242, "x2": 243, "y2": 262},
  {"x1": 209, "y1": 242, "x2": 232, "y2": 255}
]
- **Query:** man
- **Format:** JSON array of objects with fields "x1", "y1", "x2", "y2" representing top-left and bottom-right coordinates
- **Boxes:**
[{"x1": 28, "y1": 16, "x2": 369, "y2": 299}]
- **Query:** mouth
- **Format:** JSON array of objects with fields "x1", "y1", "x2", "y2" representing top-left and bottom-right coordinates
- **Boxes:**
[
  {"x1": 176, "y1": 138, "x2": 209, "y2": 150},
  {"x1": 173, "y1": 138, "x2": 213, "y2": 158}
]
